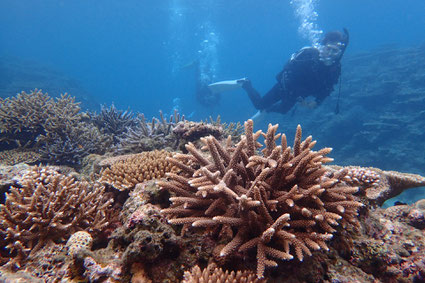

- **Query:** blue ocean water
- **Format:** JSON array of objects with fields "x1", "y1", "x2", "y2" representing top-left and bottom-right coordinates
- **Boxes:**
[
  {"x1": 1, "y1": 0, "x2": 424, "y2": 120},
  {"x1": 1, "y1": 0, "x2": 425, "y2": 203}
]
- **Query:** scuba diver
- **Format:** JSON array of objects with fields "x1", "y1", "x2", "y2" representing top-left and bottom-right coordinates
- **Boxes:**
[
  {"x1": 238, "y1": 29, "x2": 349, "y2": 115},
  {"x1": 193, "y1": 59, "x2": 221, "y2": 108}
]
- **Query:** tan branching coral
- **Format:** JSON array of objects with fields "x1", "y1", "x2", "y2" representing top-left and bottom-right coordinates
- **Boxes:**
[
  {"x1": 182, "y1": 263, "x2": 263, "y2": 283},
  {"x1": 158, "y1": 120, "x2": 363, "y2": 278},
  {"x1": 99, "y1": 150, "x2": 179, "y2": 191},
  {"x1": 208, "y1": 116, "x2": 244, "y2": 143},
  {"x1": 0, "y1": 166, "x2": 113, "y2": 268}
]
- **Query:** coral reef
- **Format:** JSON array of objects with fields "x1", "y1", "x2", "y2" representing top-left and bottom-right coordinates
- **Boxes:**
[
  {"x1": 159, "y1": 120, "x2": 363, "y2": 278},
  {"x1": 329, "y1": 165, "x2": 425, "y2": 206},
  {"x1": 173, "y1": 121, "x2": 223, "y2": 142},
  {"x1": 65, "y1": 231, "x2": 93, "y2": 257},
  {"x1": 39, "y1": 121, "x2": 112, "y2": 165},
  {"x1": 0, "y1": 166, "x2": 113, "y2": 268},
  {"x1": 99, "y1": 150, "x2": 179, "y2": 191},
  {"x1": 115, "y1": 110, "x2": 184, "y2": 154},
  {"x1": 0, "y1": 89, "x2": 54, "y2": 147},
  {"x1": 91, "y1": 103, "x2": 137, "y2": 143},
  {"x1": 182, "y1": 263, "x2": 263, "y2": 283},
  {"x1": 0, "y1": 89, "x2": 112, "y2": 165},
  {"x1": 0, "y1": 148, "x2": 41, "y2": 166},
  {"x1": 207, "y1": 116, "x2": 244, "y2": 143}
]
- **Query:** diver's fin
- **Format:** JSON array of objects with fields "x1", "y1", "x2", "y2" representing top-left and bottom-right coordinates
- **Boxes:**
[
  {"x1": 250, "y1": 110, "x2": 264, "y2": 122},
  {"x1": 208, "y1": 78, "x2": 246, "y2": 94}
]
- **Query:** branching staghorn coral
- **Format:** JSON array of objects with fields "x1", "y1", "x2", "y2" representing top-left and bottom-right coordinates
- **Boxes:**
[
  {"x1": 158, "y1": 120, "x2": 363, "y2": 278},
  {"x1": 0, "y1": 90, "x2": 53, "y2": 147},
  {"x1": 0, "y1": 166, "x2": 113, "y2": 268},
  {"x1": 207, "y1": 116, "x2": 244, "y2": 143},
  {"x1": 38, "y1": 121, "x2": 112, "y2": 165},
  {"x1": 115, "y1": 110, "x2": 184, "y2": 154},
  {"x1": 90, "y1": 104, "x2": 137, "y2": 142},
  {"x1": 99, "y1": 150, "x2": 180, "y2": 191},
  {"x1": 182, "y1": 263, "x2": 264, "y2": 283},
  {"x1": 0, "y1": 89, "x2": 111, "y2": 165}
]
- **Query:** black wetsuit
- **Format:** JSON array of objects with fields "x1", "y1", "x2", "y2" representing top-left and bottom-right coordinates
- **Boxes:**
[{"x1": 245, "y1": 47, "x2": 341, "y2": 114}]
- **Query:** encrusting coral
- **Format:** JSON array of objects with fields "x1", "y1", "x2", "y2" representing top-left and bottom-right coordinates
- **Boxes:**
[
  {"x1": 182, "y1": 263, "x2": 264, "y2": 283},
  {"x1": 99, "y1": 150, "x2": 180, "y2": 191},
  {"x1": 158, "y1": 120, "x2": 363, "y2": 278},
  {"x1": 0, "y1": 166, "x2": 113, "y2": 268},
  {"x1": 65, "y1": 231, "x2": 93, "y2": 257}
]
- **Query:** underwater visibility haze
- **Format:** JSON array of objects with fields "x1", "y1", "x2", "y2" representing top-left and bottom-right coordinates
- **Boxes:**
[{"x1": 1, "y1": 0, "x2": 425, "y2": 282}]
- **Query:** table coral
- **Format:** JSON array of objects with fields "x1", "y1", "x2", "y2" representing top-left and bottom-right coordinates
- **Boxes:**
[
  {"x1": 99, "y1": 150, "x2": 180, "y2": 191},
  {"x1": 158, "y1": 120, "x2": 363, "y2": 278},
  {"x1": 0, "y1": 166, "x2": 113, "y2": 269},
  {"x1": 328, "y1": 165, "x2": 425, "y2": 206}
]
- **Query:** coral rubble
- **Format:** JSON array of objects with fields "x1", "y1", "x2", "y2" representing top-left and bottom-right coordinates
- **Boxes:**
[{"x1": 159, "y1": 120, "x2": 363, "y2": 278}]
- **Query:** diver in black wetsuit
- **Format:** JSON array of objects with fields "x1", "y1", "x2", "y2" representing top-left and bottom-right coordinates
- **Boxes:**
[{"x1": 241, "y1": 29, "x2": 349, "y2": 114}]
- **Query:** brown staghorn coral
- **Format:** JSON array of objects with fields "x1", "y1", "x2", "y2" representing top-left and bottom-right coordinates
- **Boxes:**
[
  {"x1": 182, "y1": 263, "x2": 264, "y2": 283},
  {"x1": 207, "y1": 116, "x2": 244, "y2": 143},
  {"x1": 158, "y1": 120, "x2": 363, "y2": 278},
  {"x1": 99, "y1": 150, "x2": 180, "y2": 191},
  {"x1": 0, "y1": 166, "x2": 113, "y2": 268},
  {"x1": 0, "y1": 89, "x2": 81, "y2": 147},
  {"x1": 0, "y1": 90, "x2": 50, "y2": 147}
]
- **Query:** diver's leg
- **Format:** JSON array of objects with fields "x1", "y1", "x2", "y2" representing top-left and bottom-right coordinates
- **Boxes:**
[{"x1": 242, "y1": 81, "x2": 282, "y2": 111}]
